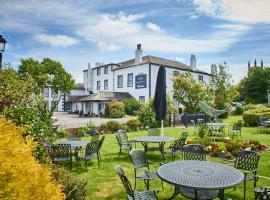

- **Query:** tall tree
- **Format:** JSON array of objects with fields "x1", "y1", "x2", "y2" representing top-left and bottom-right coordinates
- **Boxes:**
[
  {"x1": 240, "y1": 67, "x2": 270, "y2": 103},
  {"x1": 173, "y1": 72, "x2": 212, "y2": 113}
]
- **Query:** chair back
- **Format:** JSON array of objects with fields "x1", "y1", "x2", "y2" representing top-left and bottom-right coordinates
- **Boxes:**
[
  {"x1": 115, "y1": 166, "x2": 134, "y2": 198},
  {"x1": 115, "y1": 133, "x2": 122, "y2": 147},
  {"x1": 235, "y1": 150, "x2": 260, "y2": 171},
  {"x1": 118, "y1": 129, "x2": 127, "y2": 134},
  {"x1": 91, "y1": 133, "x2": 100, "y2": 142},
  {"x1": 148, "y1": 128, "x2": 160, "y2": 136},
  {"x1": 98, "y1": 135, "x2": 105, "y2": 151},
  {"x1": 259, "y1": 117, "x2": 269, "y2": 126},
  {"x1": 85, "y1": 141, "x2": 99, "y2": 156},
  {"x1": 119, "y1": 132, "x2": 129, "y2": 144},
  {"x1": 233, "y1": 121, "x2": 242, "y2": 131},
  {"x1": 67, "y1": 132, "x2": 81, "y2": 141},
  {"x1": 130, "y1": 149, "x2": 149, "y2": 169},
  {"x1": 183, "y1": 144, "x2": 206, "y2": 161},
  {"x1": 180, "y1": 132, "x2": 188, "y2": 141},
  {"x1": 50, "y1": 144, "x2": 72, "y2": 158}
]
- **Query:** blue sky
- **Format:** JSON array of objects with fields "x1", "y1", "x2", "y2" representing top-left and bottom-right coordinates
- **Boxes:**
[{"x1": 1, "y1": 0, "x2": 270, "y2": 83}]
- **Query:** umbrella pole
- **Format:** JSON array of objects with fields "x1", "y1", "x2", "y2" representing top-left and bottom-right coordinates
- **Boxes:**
[{"x1": 161, "y1": 120, "x2": 164, "y2": 136}]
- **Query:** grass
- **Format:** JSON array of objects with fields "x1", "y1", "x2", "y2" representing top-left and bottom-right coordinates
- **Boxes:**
[{"x1": 71, "y1": 115, "x2": 270, "y2": 199}]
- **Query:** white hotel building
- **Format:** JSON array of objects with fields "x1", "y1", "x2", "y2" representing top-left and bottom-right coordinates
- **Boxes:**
[{"x1": 66, "y1": 44, "x2": 213, "y2": 115}]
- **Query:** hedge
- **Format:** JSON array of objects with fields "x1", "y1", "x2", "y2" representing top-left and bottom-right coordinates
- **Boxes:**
[
  {"x1": 243, "y1": 107, "x2": 270, "y2": 126},
  {"x1": 0, "y1": 117, "x2": 64, "y2": 200}
]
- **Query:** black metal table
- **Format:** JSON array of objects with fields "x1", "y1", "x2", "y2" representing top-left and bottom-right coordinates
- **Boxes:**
[
  {"x1": 133, "y1": 136, "x2": 174, "y2": 159},
  {"x1": 157, "y1": 160, "x2": 244, "y2": 200},
  {"x1": 56, "y1": 140, "x2": 88, "y2": 150}
]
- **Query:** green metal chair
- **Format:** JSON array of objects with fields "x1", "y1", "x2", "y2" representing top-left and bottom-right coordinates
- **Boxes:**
[
  {"x1": 115, "y1": 132, "x2": 132, "y2": 158},
  {"x1": 50, "y1": 144, "x2": 72, "y2": 171},
  {"x1": 115, "y1": 165, "x2": 158, "y2": 200}
]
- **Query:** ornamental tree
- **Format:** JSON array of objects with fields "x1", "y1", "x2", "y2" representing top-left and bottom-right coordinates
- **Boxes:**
[{"x1": 173, "y1": 72, "x2": 212, "y2": 113}]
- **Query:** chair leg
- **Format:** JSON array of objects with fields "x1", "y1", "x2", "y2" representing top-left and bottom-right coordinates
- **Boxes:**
[
  {"x1": 161, "y1": 180, "x2": 164, "y2": 191},
  {"x1": 134, "y1": 170, "x2": 137, "y2": 190},
  {"x1": 118, "y1": 149, "x2": 122, "y2": 159},
  {"x1": 97, "y1": 154, "x2": 100, "y2": 167},
  {"x1": 243, "y1": 179, "x2": 246, "y2": 200},
  {"x1": 218, "y1": 189, "x2": 224, "y2": 200},
  {"x1": 168, "y1": 186, "x2": 180, "y2": 200}
]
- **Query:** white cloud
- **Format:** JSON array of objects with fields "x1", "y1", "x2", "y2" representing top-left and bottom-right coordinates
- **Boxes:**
[
  {"x1": 34, "y1": 34, "x2": 79, "y2": 47},
  {"x1": 189, "y1": 14, "x2": 199, "y2": 20},
  {"x1": 192, "y1": 0, "x2": 270, "y2": 24},
  {"x1": 97, "y1": 41, "x2": 122, "y2": 52},
  {"x1": 146, "y1": 22, "x2": 164, "y2": 33}
]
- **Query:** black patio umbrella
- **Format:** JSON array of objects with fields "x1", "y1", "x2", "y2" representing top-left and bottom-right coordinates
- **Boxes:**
[{"x1": 153, "y1": 65, "x2": 167, "y2": 136}]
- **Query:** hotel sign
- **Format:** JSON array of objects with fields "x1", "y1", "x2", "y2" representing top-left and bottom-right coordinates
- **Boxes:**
[{"x1": 135, "y1": 74, "x2": 147, "y2": 89}]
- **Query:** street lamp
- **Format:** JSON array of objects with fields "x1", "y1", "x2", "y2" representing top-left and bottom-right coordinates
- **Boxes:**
[{"x1": 0, "y1": 35, "x2": 7, "y2": 69}]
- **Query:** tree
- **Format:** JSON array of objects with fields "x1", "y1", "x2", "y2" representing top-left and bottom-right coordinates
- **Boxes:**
[
  {"x1": 210, "y1": 63, "x2": 236, "y2": 110},
  {"x1": 18, "y1": 58, "x2": 75, "y2": 113},
  {"x1": 173, "y1": 72, "x2": 212, "y2": 113},
  {"x1": 240, "y1": 67, "x2": 270, "y2": 103}
]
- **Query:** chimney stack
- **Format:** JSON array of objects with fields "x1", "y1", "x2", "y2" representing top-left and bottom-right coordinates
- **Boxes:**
[
  {"x1": 190, "y1": 54, "x2": 196, "y2": 70},
  {"x1": 261, "y1": 60, "x2": 264, "y2": 68},
  {"x1": 211, "y1": 64, "x2": 217, "y2": 75},
  {"x1": 135, "y1": 44, "x2": 142, "y2": 65}
]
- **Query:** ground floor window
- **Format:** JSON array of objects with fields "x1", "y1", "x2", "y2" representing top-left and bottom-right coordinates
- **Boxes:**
[
  {"x1": 104, "y1": 79, "x2": 108, "y2": 90},
  {"x1": 139, "y1": 96, "x2": 145, "y2": 102}
]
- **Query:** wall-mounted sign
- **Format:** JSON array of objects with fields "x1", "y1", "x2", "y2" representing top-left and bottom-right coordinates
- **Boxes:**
[{"x1": 135, "y1": 74, "x2": 147, "y2": 89}]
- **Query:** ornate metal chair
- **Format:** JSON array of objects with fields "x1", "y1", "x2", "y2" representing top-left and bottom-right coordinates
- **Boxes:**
[
  {"x1": 232, "y1": 120, "x2": 242, "y2": 139},
  {"x1": 254, "y1": 176, "x2": 270, "y2": 200},
  {"x1": 115, "y1": 132, "x2": 132, "y2": 158},
  {"x1": 50, "y1": 144, "x2": 72, "y2": 171},
  {"x1": 130, "y1": 149, "x2": 160, "y2": 190},
  {"x1": 257, "y1": 117, "x2": 269, "y2": 133},
  {"x1": 164, "y1": 135, "x2": 187, "y2": 161},
  {"x1": 115, "y1": 166, "x2": 158, "y2": 200},
  {"x1": 235, "y1": 150, "x2": 261, "y2": 200},
  {"x1": 75, "y1": 141, "x2": 99, "y2": 171},
  {"x1": 67, "y1": 132, "x2": 81, "y2": 141},
  {"x1": 97, "y1": 135, "x2": 105, "y2": 161},
  {"x1": 183, "y1": 144, "x2": 206, "y2": 161},
  {"x1": 148, "y1": 128, "x2": 161, "y2": 136},
  {"x1": 169, "y1": 144, "x2": 221, "y2": 200}
]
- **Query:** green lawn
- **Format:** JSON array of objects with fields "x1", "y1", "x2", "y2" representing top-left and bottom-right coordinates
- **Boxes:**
[{"x1": 72, "y1": 115, "x2": 270, "y2": 199}]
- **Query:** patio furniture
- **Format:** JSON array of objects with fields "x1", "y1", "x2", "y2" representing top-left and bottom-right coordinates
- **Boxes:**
[
  {"x1": 115, "y1": 132, "x2": 132, "y2": 158},
  {"x1": 183, "y1": 144, "x2": 206, "y2": 161},
  {"x1": 258, "y1": 117, "x2": 270, "y2": 133},
  {"x1": 254, "y1": 175, "x2": 270, "y2": 200},
  {"x1": 97, "y1": 135, "x2": 105, "y2": 161},
  {"x1": 75, "y1": 141, "x2": 100, "y2": 171},
  {"x1": 129, "y1": 149, "x2": 160, "y2": 190},
  {"x1": 235, "y1": 150, "x2": 261, "y2": 200},
  {"x1": 157, "y1": 160, "x2": 244, "y2": 200},
  {"x1": 198, "y1": 101, "x2": 228, "y2": 122},
  {"x1": 56, "y1": 140, "x2": 88, "y2": 151},
  {"x1": 206, "y1": 122, "x2": 228, "y2": 136},
  {"x1": 67, "y1": 132, "x2": 81, "y2": 141},
  {"x1": 115, "y1": 165, "x2": 158, "y2": 200},
  {"x1": 133, "y1": 136, "x2": 174, "y2": 160},
  {"x1": 50, "y1": 144, "x2": 72, "y2": 171},
  {"x1": 232, "y1": 120, "x2": 242, "y2": 139}
]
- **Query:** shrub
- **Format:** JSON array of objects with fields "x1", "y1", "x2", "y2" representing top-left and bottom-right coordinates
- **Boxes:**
[
  {"x1": 137, "y1": 100, "x2": 157, "y2": 129},
  {"x1": 243, "y1": 103, "x2": 265, "y2": 111},
  {"x1": 243, "y1": 107, "x2": 270, "y2": 126},
  {"x1": 235, "y1": 104, "x2": 244, "y2": 115},
  {"x1": 99, "y1": 120, "x2": 122, "y2": 133},
  {"x1": 0, "y1": 117, "x2": 64, "y2": 199},
  {"x1": 126, "y1": 119, "x2": 141, "y2": 131},
  {"x1": 106, "y1": 100, "x2": 125, "y2": 118},
  {"x1": 123, "y1": 98, "x2": 142, "y2": 115},
  {"x1": 218, "y1": 103, "x2": 231, "y2": 118}
]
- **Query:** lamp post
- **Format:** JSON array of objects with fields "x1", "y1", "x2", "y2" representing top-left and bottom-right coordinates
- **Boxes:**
[{"x1": 0, "y1": 35, "x2": 7, "y2": 70}]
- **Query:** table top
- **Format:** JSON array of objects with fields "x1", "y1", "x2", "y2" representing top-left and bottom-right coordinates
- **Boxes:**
[
  {"x1": 56, "y1": 140, "x2": 88, "y2": 148},
  {"x1": 157, "y1": 160, "x2": 244, "y2": 190},
  {"x1": 206, "y1": 122, "x2": 228, "y2": 126},
  {"x1": 133, "y1": 136, "x2": 174, "y2": 143}
]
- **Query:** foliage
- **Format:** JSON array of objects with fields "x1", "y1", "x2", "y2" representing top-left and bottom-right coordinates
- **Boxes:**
[
  {"x1": 0, "y1": 67, "x2": 39, "y2": 111},
  {"x1": 239, "y1": 67, "x2": 270, "y2": 103},
  {"x1": 99, "y1": 120, "x2": 122, "y2": 133},
  {"x1": 126, "y1": 119, "x2": 140, "y2": 131},
  {"x1": 210, "y1": 63, "x2": 236, "y2": 116},
  {"x1": 137, "y1": 99, "x2": 157, "y2": 129},
  {"x1": 0, "y1": 117, "x2": 64, "y2": 199},
  {"x1": 195, "y1": 124, "x2": 210, "y2": 146},
  {"x1": 173, "y1": 72, "x2": 212, "y2": 113},
  {"x1": 166, "y1": 95, "x2": 177, "y2": 114},
  {"x1": 243, "y1": 107, "x2": 270, "y2": 126},
  {"x1": 123, "y1": 98, "x2": 142, "y2": 115},
  {"x1": 106, "y1": 100, "x2": 125, "y2": 118},
  {"x1": 52, "y1": 167, "x2": 87, "y2": 200},
  {"x1": 243, "y1": 103, "x2": 265, "y2": 111},
  {"x1": 235, "y1": 104, "x2": 244, "y2": 115},
  {"x1": 219, "y1": 103, "x2": 231, "y2": 118}
]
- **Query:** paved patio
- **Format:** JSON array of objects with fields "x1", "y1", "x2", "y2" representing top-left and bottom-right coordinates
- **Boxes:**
[{"x1": 53, "y1": 112, "x2": 135, "y2": 129}]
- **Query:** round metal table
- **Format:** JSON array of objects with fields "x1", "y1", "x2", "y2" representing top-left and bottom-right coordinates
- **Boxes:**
[
  {"x1": 56, "y1": 140, "x2": 88, "y2": 150},
  {"x1": 157, "y1": 160, "x2": 244, "y2": 199},
  {"x1": 133, "y1": 136, "x2": 174, "y2": 160}
]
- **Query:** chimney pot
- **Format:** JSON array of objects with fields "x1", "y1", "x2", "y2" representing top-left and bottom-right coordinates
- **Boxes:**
[
  {"x1": 135, "y1": 44, "x2": 143, "y2": 65},
  {"x1": 190, "y1": 54, "x2": 196, "y2": 69}
]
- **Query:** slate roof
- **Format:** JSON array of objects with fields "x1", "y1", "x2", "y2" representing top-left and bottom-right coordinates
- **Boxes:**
[
  {"x1": 70, "y1": 92, "x2": 134, "y2": 102},
  {"x1": 65, "y1": 95, "x2": 88, "y2": 103}
]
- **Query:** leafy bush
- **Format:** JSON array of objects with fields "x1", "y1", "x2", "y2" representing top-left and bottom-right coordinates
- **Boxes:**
[
  {"x1": 126, "y1": 119, "x2": 141, "y2": 131},
  {"x1": 243, "y1": 107, "x2": 270, "y2": 126},
  {"x1": 243, "y1": 103, "x2": 265, "y2": 111},
  {"x1": 137, "y1": 100, "x2": 157, "y2": 129},
  {"x1": 106, "y1": 100, "x2": 125, "y2": 118},
  {"x1": 0, "y1": 117, "x2": 64, "y2": 199},
  {"x1": 123, "y1": 98, "x2": 142, "y2": 115},
  {"x1": 235, "y1": 104, "x2": 244, "y2": 115},
  {"x1": 218, "y1": 103, "x2": 231, "y2": 118},
  {"x1": 99, "y1": 120, "x2": 122, "y2": 133}
]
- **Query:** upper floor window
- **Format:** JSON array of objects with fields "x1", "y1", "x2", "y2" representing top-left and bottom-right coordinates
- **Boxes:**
[
  {"x1": 97, "y1": 81, "x2": 101, "y2": 90},
  {"x1": 127, "y1": 73, "x2": 133, "y2": 87},
  {"x1": 44, "y1": 88, "x2": 49, "y2": 97},
  {"x1": 97, "y1": 68, "x2": 101, "y2": 76},
  {"x1": 139, "y1": 96, "x2": 145, "y2": 103},
  {"x1": 104, "y1": 66, "x2": 108, "y2": 74},
  {"x1": 198, "y1": 74, "x2": 204, "y2": 82},
  {"x1": 104, "y1": 79, "x2": 108, "y2": 90},
  {"x1": 117, "y1": 75, "x2": 123, "y2": 88}
]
